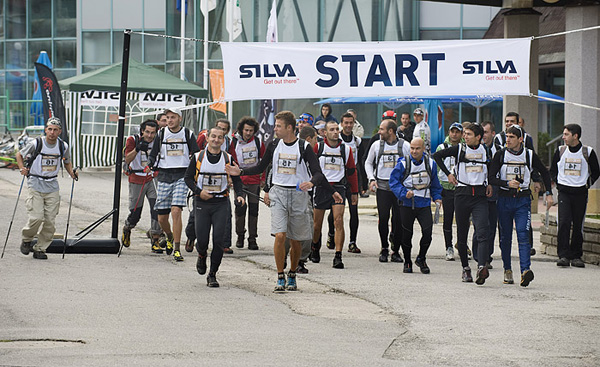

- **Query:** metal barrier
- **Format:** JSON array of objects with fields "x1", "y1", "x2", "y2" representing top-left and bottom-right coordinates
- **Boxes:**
[
  {"x1": 546, "y1": 134, "x2": 563, "y2": 164},
  {"x1": 0, "y1": 96, "x2": 43, "y2": 134}
]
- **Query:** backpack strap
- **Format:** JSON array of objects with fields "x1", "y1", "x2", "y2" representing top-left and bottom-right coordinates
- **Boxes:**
[
  {"x1": 374, "y1": 139, "x2": 386, "y2": 178},
  {"x1": 402, "y1": 157, "x2": 412, "y2": 183},
  {"x1": 316, "y1": 141, "x2": 325, "y2": 158},
  {"x1": 340, "y1": 142, "x2": 347, "y2": 166},
  {"x1": 194, "y1": 150, "x2": 206, "y2": 182},
  {"x1": 254, "y1": 136, "x2": 261, "y2": 158},
  {"x1": 583, "y1": 145, "x2": 590, "y2": 164}
]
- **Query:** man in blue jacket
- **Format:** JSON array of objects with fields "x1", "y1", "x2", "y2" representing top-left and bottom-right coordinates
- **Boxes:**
[{"x1": 390, "y1": 138, "x2": 442, "y2": 274}]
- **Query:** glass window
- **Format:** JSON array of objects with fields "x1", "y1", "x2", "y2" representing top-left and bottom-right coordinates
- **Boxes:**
[
  {"x1": 6, "y1": 41, "x2": 26, "y2": 69},
  {"x1": 54, "y1": 69, "x2": 76, "y2": 80},
  {"x1": 29, "y1": 0, "x2": 52, "y2": 38},
  {"x1": 144, "y1": 0, "x2": 166, "y2": 29},
  {"x1": 113, "y1": 0, "x2": 143, "y2": 30},
  {"x1": 0, "y1": 42, "x2": 4, "y2": 69},
  {"x1": 7, "y1": 70, "x2": 27, "y2": 100},
  {"x1": 322, "y1": 0, "x2": 371, "y2": 42},
  {"x1": 54, "y1": 0, "x2": 77, "y2": 37},
  {"x1": 28, "y1": 40, "x2": 52, "y2": 69},
  {"x1": 144, "y1": 33, "x2": 165, "y2": 64},
  {"x1": 113, "y1": 31, "x2": 142, "y2": 63},
  {"x1": 0, "y1": 0, "x2": 5, "y2": 41},
  {"x1": 81, "y1": 0, "x2": 111, "y2": 30},
  {"x1": 55, "y1": 40, "x2": 76, "y2": 68},
  {"x1": 82, "y1": 32, "x2": 111, "y2": 64},
  {"x1": 82, "y1": 65, "x2": 103, "y2": 73},
  {"x1": 462, "y1": 29, "x2": 487, "y2": 40},
  {"x1": 419, "y1": 29, "x2": 460, "y2": 40},
  {"x1": 7, "y1": 0, "x2": 26, "y2": 39}
]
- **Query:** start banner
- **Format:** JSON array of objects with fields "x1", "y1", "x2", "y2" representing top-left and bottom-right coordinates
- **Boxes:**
[{"x1": 221, "y1": 38, "x2": 531, "y2": 101}]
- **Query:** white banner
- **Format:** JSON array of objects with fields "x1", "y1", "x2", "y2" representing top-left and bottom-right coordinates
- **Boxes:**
[
  {"x1": 221, "y1": 38, "x2": 531, "y2": 101},
  {"x1": 80, "y1": 90, "x2": 121, "y2": 107},
  {"x1": 138, "y1": 93, "x2": 186, "y2": 109}
]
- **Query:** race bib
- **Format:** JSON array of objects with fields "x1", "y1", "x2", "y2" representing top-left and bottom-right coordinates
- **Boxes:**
[
  {"x1": 465, "y1": 153, "x2": 483, "y2": 161},
  {"x1": 411, "y1": 172, "x2": 430, "y2": 190},
  {"x1": 277, "y1": 153, "x2": 297, "y2": 175},
  {"x1": 242, "y1": 146, "x2": 257, "y2": 165},
  {"x1": 465, "y1": 164, "x2": 483, "y2": 173},
  {"x1": 564, "y1": 158, "x2": 582, "y2": 176},
  {"x1": 382, "y1": 151, "x2": 398, "y2": 168},
  {"x1": 323, "y1": 154, "x2": 343, "y2": 171},
  {"x1": 202, "y1": 174, "x2": 223, "y2": 192},
  {"x1": 41, "y1": 154, "x2": 58, "y2": 172},
  {"x1": 166, "y1": 138, "x2": 184, "y2": 156},
  {"x1": 140, "y1": 153, "x2": 148, "y2": 168},
  {"x1": 506, "y1": 161, "x2": 523, "y2": 181}
]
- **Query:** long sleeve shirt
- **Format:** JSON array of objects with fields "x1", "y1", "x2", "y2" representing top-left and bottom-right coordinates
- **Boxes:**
[
  {"x1": 389, "y1": 155, "x2": 443, "y2": 208},
  {"x1": 184, "y1": 150, "x2": 243, "y2": 203},
  {"x1": 550, "y1": 142, "x2": 600, "y2": 194}
]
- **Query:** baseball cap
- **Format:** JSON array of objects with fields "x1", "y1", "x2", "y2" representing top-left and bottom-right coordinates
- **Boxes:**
[
  {"x1": 299, "y1": 113, "x2": 314, "y2": 126},
  {"x1": 164, "y1": 107, "x2": 182, "y2": 117},
  {"x1": 46, "y1": 116, "x2": 62, "y2": 129},
  {"x1": 314, "y1": 122, "x2": 326, "y2": 130},
  {"x1": 413, "y1": 108, "x2": 424, "y2": 115},
  {"x1": 382, "y1": 110, "x2": 397, "y2": 120},
  {"x1": 449, "y1": 122, "x2": 463, "y2": 132}
]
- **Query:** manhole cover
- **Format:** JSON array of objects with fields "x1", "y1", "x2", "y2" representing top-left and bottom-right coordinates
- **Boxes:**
[{"x1": 0, "y1": 339, "x2": 86, "y2": 349}]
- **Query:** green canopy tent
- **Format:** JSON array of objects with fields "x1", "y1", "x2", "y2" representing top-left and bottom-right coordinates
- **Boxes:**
[{"x1": 59, "y1": 59, "x2": 208, "y2": 168}]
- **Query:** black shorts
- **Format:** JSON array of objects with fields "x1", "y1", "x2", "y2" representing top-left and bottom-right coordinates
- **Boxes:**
[{"x1": 314, "y1": 184, "x2": 346, "y2": 210}]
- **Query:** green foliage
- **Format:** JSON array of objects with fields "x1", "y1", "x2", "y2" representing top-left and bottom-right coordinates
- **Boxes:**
[{"x1": 538, "y1": 132, "x2": 551, "y2": 167}]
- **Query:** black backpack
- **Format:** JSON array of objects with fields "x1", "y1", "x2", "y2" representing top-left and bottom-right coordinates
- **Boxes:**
[
  {"x1": 401, "y1": 155, "x2": 433, "y2": 189},
  {"x1": 26, "y1": 137, "x2": 65, "y2": 168},
  {"x1": 374, "y1": 138, "x2": 405, "y2": 179}
]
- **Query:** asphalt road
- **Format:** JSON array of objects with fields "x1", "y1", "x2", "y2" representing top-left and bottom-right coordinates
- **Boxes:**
[{"x1": 0, "y1": 168, "x2": 598, "y2": 366}]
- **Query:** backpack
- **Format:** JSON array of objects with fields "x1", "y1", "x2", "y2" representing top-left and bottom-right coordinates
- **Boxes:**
[
  {"x1": 123, "y1": 134, "x2": 143, "y2": 175},
  {"x1": 155, "y1": 127, "x2": 196, "y2": 166},
  {"x1": 375, "y1": 138, "x2": 405, "y2": 179},
  {"x1": 402, "y1": 155, "x2": 433, "y2": 189},
  {"x1": 231, "y1": 136, "x2": 262, "y2": 161},
  {"x1": 497, "y1": 147, "x2": 532, "y2": 172},
  {"x1": 26, "y1": 136, "x2": 65, "y2": 168},
  {"x1": 316, "y1": 141, "x2": 347, "y2": 166},
  {"x1": 193, "y1": 149, "x2": 231, "y2": 183},
  {"x1": 559, "y1": 145, "x2": 589, "y2": 164},
  {"x1": 455, "y1": 143, "x2": 491, "y2": 185}
]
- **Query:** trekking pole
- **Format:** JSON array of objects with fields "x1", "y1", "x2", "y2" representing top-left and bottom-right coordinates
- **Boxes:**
[
  {"x1": 62, "y1": 168, "x2": 78, "y2": 259},
  {"x1": 242, "y1": 188, "x2": 266, "y2": 204},
  {"x1": 1, "y1": 175, "x2": 25, "y2": 259},
  {"x1": 433, "y1": 202, "x2": 441, "y2": 224},
  {"x1": 118, "y1": 178, "x2": 147, "y2": 257},
  {"x1": 544, "y1": 193, "x2": 549, "y2": 230}
]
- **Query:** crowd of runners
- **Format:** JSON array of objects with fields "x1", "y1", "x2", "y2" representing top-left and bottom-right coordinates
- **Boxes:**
[{"x1": 15, "y1": 105, "x2": 600, "y2": 290}]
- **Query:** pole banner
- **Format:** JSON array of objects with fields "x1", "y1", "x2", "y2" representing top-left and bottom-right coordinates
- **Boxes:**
[
  {"x1": 221, "y1": 38, "x2": 531, "y2": 101},
  {"x1": 34, "y1": 62, "x2": 69, "y2": 143}
]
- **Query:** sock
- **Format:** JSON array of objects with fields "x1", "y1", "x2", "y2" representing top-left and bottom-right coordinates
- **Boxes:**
[{"x1": 335, "y1": 251, "x2": 342, "y2": 258}]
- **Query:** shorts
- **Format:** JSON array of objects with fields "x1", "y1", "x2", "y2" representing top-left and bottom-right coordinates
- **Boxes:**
[
  {"x1": 269, "y1": 185, "x2": 312, "y2": 241},
  {"x1": 314, "y1": 184, "x2": 346, "y2": 210},
  {"x1": 154, "y1": 178, "x2": 188, "y2": 211}
]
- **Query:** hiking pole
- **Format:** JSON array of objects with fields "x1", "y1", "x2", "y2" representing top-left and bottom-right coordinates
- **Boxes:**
[
  {"x1": 1, "y1": 175, "x2": 25, "y2": 259},
  {"x1": 544, "y1": 193, "x2": 550, "y2": 230},
  {"x1": 62, "y1": 168, "x2": 78, "y2": 259},
  {"x1": 118, "y1": 178, "x2": 148, "y2": 257},
  {"x1": 433, "y1": 202, "x2": 441, "y2": 224},
  {"x1": 242, "y1": 188, "x2": 266, "y2": 204}
]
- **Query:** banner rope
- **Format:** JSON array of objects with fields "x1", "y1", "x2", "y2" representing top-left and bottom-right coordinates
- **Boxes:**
[
  {"x1": 127, "y1": 100, "x2": 224, "y2": 119},
  {"x1": 533, "y1": 24, "x2": 600, "y2": 40},
  {"x1": 130, "y1": 31, "x2": 220, "y2": 44},
  {"x1": 531, "y1": 94, "x2": 600, "y2": 112}
]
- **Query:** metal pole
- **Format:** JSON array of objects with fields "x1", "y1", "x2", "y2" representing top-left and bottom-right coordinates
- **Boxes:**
[
  {"x1": 112, "y1": 30, "x2": 132, "y2": 239},
  {"x1": 180, "y1": 0, "x2": 186, "y2": 80},
  {"x1": 227, "y1": 0, "x2": 234, "y2": 121},
  {"x1": 203, "y1": 0, "x2": 209, "y2": 129}
]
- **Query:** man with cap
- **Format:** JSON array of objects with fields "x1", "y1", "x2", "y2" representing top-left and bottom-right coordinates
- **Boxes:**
[
  {"x1": 147, "y1": 108, "x2": 199, "y2": 262},
  {"x1": 397, "y1": 112, "x2": 416, "y2": 142},
  {"x1": 435, "y1": 122, "x2": 463, "y2": 261},
  {"x1": 412, "y1": 108, "x2": 431, "y2": 154},
  {"x1": 296, "y1": 113, "x2": 314, "y2": 134},
  {"x1": 17, "y1": 117, "x2": 78, "y2": 259}
]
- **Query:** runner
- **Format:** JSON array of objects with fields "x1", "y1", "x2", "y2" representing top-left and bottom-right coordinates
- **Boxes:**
[
  {"x1": 147, "y1": 108, "x2": 199, "y2": 262},
  {"x1": 364, "y1": 119, "x2": 410, "y2": 263},
  {"x1": 185, "y1": 127, "x2": 244, "y2": 287},
  {"x1": 390, "y1": 138, "x2": 442, "y2": 274},
  {"x1": 226, "y1": 111, "x2": 341, "y2": 291},
  {"x1": 311, "y1": 120, "x2": 359, "y2": 269}
]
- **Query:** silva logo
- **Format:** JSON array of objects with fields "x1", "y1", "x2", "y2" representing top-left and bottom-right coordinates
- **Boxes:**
[
  {"x1": 239, "y1": 64, "x2": 296, "y2": 78},
  {"x1": 463, "y1": 60, "x2": 517, "y2": 75},
  {"x1": 142, "y1": 93, "x2": 184, "y2": 102}
]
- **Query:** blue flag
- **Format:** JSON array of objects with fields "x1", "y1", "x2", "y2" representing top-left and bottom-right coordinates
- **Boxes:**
[
  {"x1": 424, "y1": 99, "x2": 444, "y2": 154},
  {"x1": 31, "y1": 51, "x2": 52, "y2": 126}
]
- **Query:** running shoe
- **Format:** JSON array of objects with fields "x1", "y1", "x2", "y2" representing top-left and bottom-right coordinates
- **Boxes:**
[
  {"x1": 173, "y1": 250, "x2": 184, "y2": 261},
  {"x1": 274, "y1": 273, "x2": 286, "y2": 292},
  {"x1": 20, "y1": 241, "x2": 32, "y2": 255},
  {"x1": 32, "y1": 250, "x2": 48, "y2": 260},
  {"x1": 151, "y1": 239, "x2": 163, "y2": 254},
  {"x1": 296, "y1": 260, "x2": 309, "y2": 274},
  {"x1": 520, "y1": 269, "x2": 534, "y2": 287},
  {"x1": 286, "y1": 271, "x2": 297, "y2": 291},
  {"x1": 556, "y1": 257, "x2": 570, "y2": 267},
  {"x1": 503, "y1": 269, "x2": 514, "y2": 284},
  {"x1": 326, "y1": 233, "x2": 335, "y2": 250},
  {"x1": 196, "y1": 255, "x2": 207, "y2": 275},
  {"x1": 236, "y1": 236, "x2": 244, "y2": 249},
  {"x1": 159, "y1": 233, "x2": 167, "y2": 248},
  {"x1": 348, "y1": 242, "x2": 361, "y2": 254},
  {"x1": 571, "y1": 258, "x2": 585, "y2": 268},
  {"x1": 185, "y1": 238, "x2": 195, "y2": 253},
  {"x1": 207, "y1": 273, "x2": 219, "y2": 288},
  {"x1": 390, "y1": 251, "x2": 403, "y2": 263},
  {"x1": 475, "y1": 265, "x2": 489, "y2": 285},
  {"x1": 223, "y1": 247, "x2": 234, "y2": 254},
  {"x1": 165, "y1": 237, "x2": 174, "y2": 255},
  {"x1": 445, "y1": 247, "x2": 455, "y2": 261},
  {"x1": 530, "y1": 247, "x2": 536, "y2": 256},
  {"x1": 379, "y1": 248, "x2": 389, "y2": 263},
  {"x1": 462, "y1": 266, "x2": 473, "y2": 282},
  {"x1": 248, "y1": 240, "x2": 259, "y2": 250},
  {"x1": 122, "y1": 226, "x2": 131, "y2": 248},
  {"x1": 333, "y1": 255, "x2": 344, "y2": 269},
  {"x1": 403, "y1": 261, "x2": 413, "y2": 273},
  {"x1": 415, "y1": 257, "x2": 430, "y2": 274},
  {"x1": 309, "y1": 242, "x2": 321, "y2": 263}
]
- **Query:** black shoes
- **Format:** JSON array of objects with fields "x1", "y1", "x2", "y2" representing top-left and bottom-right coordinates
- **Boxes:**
[
  {"x1": 20, "y1": 241, "x2": 32, "y2": 255},
  {"x1": 196, "y1": 255, "x2": 207, "y2": 275},
  {"x1": 379, "y1": 248, "x2": 389, "y2": 263},
  {"x1": 248, "y1": 240, "x2": 259, "y2": 250},
  {"x1": 235, "y1": 236, "x2": 244, "y2": 249},
  {"x1": 571, "y1": 258, "x2": 585, "y2": 268},
  {"x1": 32, "y1": 251, "x2": 48, "y2": 260},
  {"x1": 520, "y1": 269, "x2": 534, "y2": 287},
  {"x1": 475, "y1": 265, "x2": 489, "y2": 285},
  {"x1": 462, "y1": 267, "x2": 473, "y2": 282},
  {"x1": 415, "y1": 257, "x2": 430, "y2": 274},
  {"x1": 333, "y1": 254, "x2": 344, "y2": 269},
  {"x1": 390, "y1": 252, "x2": 403, "y2": 263},
  {"x1": 309, "y1": 241, "x2": 321, "y2": 263},
  {"x1": 185, "y1": 238, "x2": 195, "y2": 253},
  {"x1": 403, "y1": 261, "x2": 413, "y2": 273},
  {"x1": 223, "y1": 247, "x2": 234, "y2": 255},
  {"x1": 326, "y1": 234, "x2": 335, "y2": 250},
  {"x1": 297, "y1": 260, "x2": 309, "y2": 274},
  {"x1": 556, "y1": 257, "x2": 570, "y2": 267},
  {"x1": 207, "y1": 273, "x2": 219, "y2": 287}
]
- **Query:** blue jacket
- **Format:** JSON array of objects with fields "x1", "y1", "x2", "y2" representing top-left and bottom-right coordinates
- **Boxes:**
[{"x1": 390, "y1": 155, "x2": 443, "y2": 208}]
